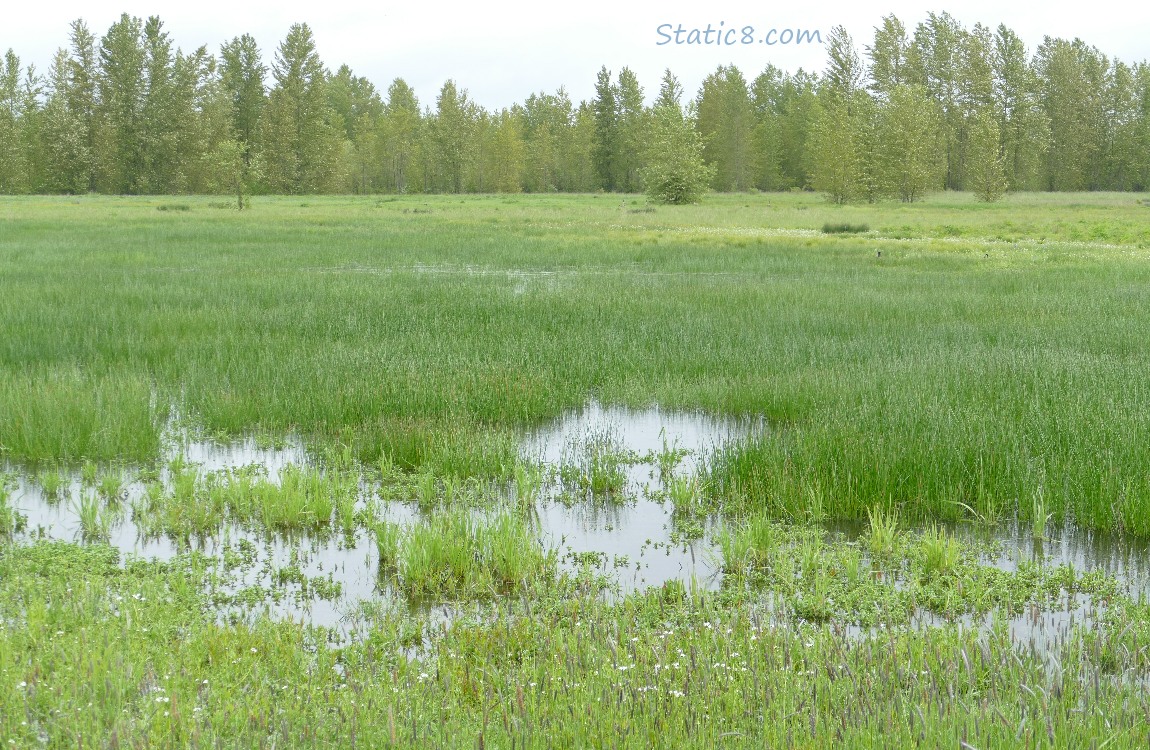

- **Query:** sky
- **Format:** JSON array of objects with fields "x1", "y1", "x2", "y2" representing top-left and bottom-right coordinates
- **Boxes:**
[{"x1": 4, "y1": 0, "x2": 1148, "y2": 110}]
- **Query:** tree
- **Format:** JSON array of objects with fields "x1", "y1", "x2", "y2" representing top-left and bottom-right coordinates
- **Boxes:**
[
  {"x1": 825, "y1": 25, "x2": 865, "y2": 96},
  {"x1": 426, "y1": 79, "x2": 478, "y2": 193},
  {"x1": 0, "y1": 50, "x2": 34, "y2": 193},
  {"x1": 591, "y1": 66, "x2": 617, "y2": 190},
  {"x1": 641, "y1": 103, "x2": 714, "y2": 204},
  {"x1": 260, "y1": 23, "x2": 345, "y2": 193},
  {"x1": 992, "y1": 25, "x2": 1049, "y2": 190},
  {"x1": 219, "y1": 34, "x2": 266, "y2": 165},
  {"x1": 749, "y1": 66, "x2": 785, "y2": 190},
  {"x1": 477, "y1": 109, "x2": 524, "y2": 192},
  {"x1": 966, "y1": 107, "x2": 1007, "y2": 201},
  {"x1": 328, "y1": 65, "x2": 383, "y2": 193},
  {"x1": 875, "y1": 84, "x2": 944, "y2": 201},
  {"x1": 908, "y1": 12, "x2": 964, "y2": 189},
  {"x1": 807, "y1": 91, "x2": 862, "y2": 204},
  {"x1": 380, "y1": 78, "x2": 421, "y2": 193},
  {"x1": 655, "y1": 68, "x2": 683, "y2": 112},
  {"x1": 614, "y1": 67, "x2": 646, "y2": 192},
  {"x1": 1035, "y1": 36, "x2": 1108, "y2": 190},
  {"x1": 96, "y1": 13, "x2": 146, "y2": 193},
  {"x1": 39, "y1": 20, "x2": 100, "y2": 193},
  {"x1": 696, "y1": 65, "x2": 756, "y2": 191},
  {"x1": 868, "y1": 15, "x2": 909, "y2": 97}
]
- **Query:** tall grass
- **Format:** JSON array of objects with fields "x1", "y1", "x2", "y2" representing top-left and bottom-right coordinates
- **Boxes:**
[
  {"x1": 4, "y1": 193, "x2": 1150, "y2": 532},
  {"x1": 384, "y1": 508, "x2": 555, "y2": 599}
]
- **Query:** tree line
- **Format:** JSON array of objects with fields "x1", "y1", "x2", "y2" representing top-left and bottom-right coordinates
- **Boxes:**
[{"x1": 1, "y1": 12, "x2": 1148, "y2": 200}]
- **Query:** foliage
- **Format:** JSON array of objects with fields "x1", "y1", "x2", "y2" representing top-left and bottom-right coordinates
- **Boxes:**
[{"x1": 640, "y1": 104, "x2": 714, "y2": 204}]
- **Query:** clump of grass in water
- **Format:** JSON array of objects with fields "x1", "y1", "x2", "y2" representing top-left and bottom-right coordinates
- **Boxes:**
[
  {"x1": 385, "y1": 508, "x2": 555, "y2": 599},
  {"x1": 1032, "y1": 484, "x2": 1050, "y2": 541},
  {"x1": 558, "y1": 429, "x2": 636, "y2": 501},
  {"x1": 718, "y1": 513, "x2": 776, "y2": 570},
  {"x1": 97, "y1": 470, "x2": 125, "y2": 502},
  {"x1": 867, "y1": 505, "x2": 901, "y2": 561},
  {"x1": 513, "y1": 462, "x2": 543, "y2": 510},
  {"x1": 653, "y1": 430, "x2": 690, "y2": 483},
  {"x1": 80, "y1": 460, "x2": 99, "y2": 487},
  {"x1": 375, "y1": 520, "x2": 401, "y2": 572},
  {"x1": 38, "y1": 467, "x2": 65, "y2": 502},
  {"x1": 73, "y1": 492, "x2": 112, "y2": 542},
  {"x1": 918, "y1": 525, "x2": 960, "y2": 579}
]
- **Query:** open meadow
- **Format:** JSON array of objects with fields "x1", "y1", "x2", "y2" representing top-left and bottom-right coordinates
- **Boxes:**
[{"x1": 3, "y1": 191, "x2": 1150, "y2": 746}]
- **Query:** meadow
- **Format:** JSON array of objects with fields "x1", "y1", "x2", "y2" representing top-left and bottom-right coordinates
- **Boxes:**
[{"x1": 2, "y1": 191, "x2": 1150, "y2": 746}]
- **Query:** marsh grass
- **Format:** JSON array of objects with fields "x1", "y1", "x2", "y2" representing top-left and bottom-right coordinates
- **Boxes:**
[
  {"x1": 73, "y1": 492, "x2": 111, "y2": 542},
  {"x1": 559, "y1": 430, "x2": 636, "y2": 501},
  {"x1": 389, "y1": 508, "x2": 555, "y2": 600},
  {"x1": 821, "y1": 221, "x2": 870, "y2": 234},
  {"x1": 0, "y1": 483, "x2": 24, "y2": 537},
  {"x1": 4, "y1": 192, "x2": 1150, "y2": 747},
  {"x1": 866, "y1": 505, "x2": 901, "y2": 561},
  {"x1": 5, "y1": 194, "x2": 1150, "y2": 534},
  {"x1": 97, "y1": 470, "x2": 125, "y2": 502},
  {"x1": 918, "y1": 525, "x2": 961, "y2": 579},
  {"x1": 37, "y1": 467, "x2": 65, "y2": 501},
  {"x1": 1, "y1": 537, "x2": 1146, "y2": 748}
]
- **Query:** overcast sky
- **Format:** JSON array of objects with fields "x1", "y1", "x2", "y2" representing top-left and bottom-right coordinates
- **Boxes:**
[{"x1": 4, "y1": 1, "x2": 1148, "y2": 110}]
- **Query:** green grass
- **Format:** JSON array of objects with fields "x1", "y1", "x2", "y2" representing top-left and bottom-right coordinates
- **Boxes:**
[
  {"x1": 822, "y1": 221, "x2": 870, "y2": 233},
  {"x1": 4, "y1": 191, "x2": 1150, "y2": 745},
  {"x1": 3, "y1": 193, "x2": 1150, "y2": 534},
  {"x1": 2, "y1": 538, "x2": 1147, "y2": 747},
  {"x1": 378, "y1": 507, "x2": 555, "y2": 600}
]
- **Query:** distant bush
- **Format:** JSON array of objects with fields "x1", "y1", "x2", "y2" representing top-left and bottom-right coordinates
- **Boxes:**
[
  {"x1": 156, "y1": 204, "x2": 191, "y2": 212},
  {"x1": 821, "y1": 222, "x2": 869, "y2": 234}
]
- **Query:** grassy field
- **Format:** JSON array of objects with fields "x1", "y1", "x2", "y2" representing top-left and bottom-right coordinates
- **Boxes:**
[{"x1": 3, "y1": 191, "x2": 1150, "y2": 746}]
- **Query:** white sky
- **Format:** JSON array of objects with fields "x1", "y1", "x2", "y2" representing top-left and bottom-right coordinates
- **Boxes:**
[{"x1": 4, "y1": 1, "x2": 1148, "y2": 110}]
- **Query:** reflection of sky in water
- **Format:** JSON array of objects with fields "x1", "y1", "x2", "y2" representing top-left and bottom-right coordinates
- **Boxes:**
[
  {"x1": 6, "y1": 402, "x2": 1150, "y2": 647},
  {"x1": 521, "y1": 400, "x2": 763, "y2": 593}
]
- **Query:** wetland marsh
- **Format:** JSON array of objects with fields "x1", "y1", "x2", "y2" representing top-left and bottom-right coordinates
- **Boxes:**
[{"x1": 3, "y1": 192, "x2": 1150, "y2": 746}]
